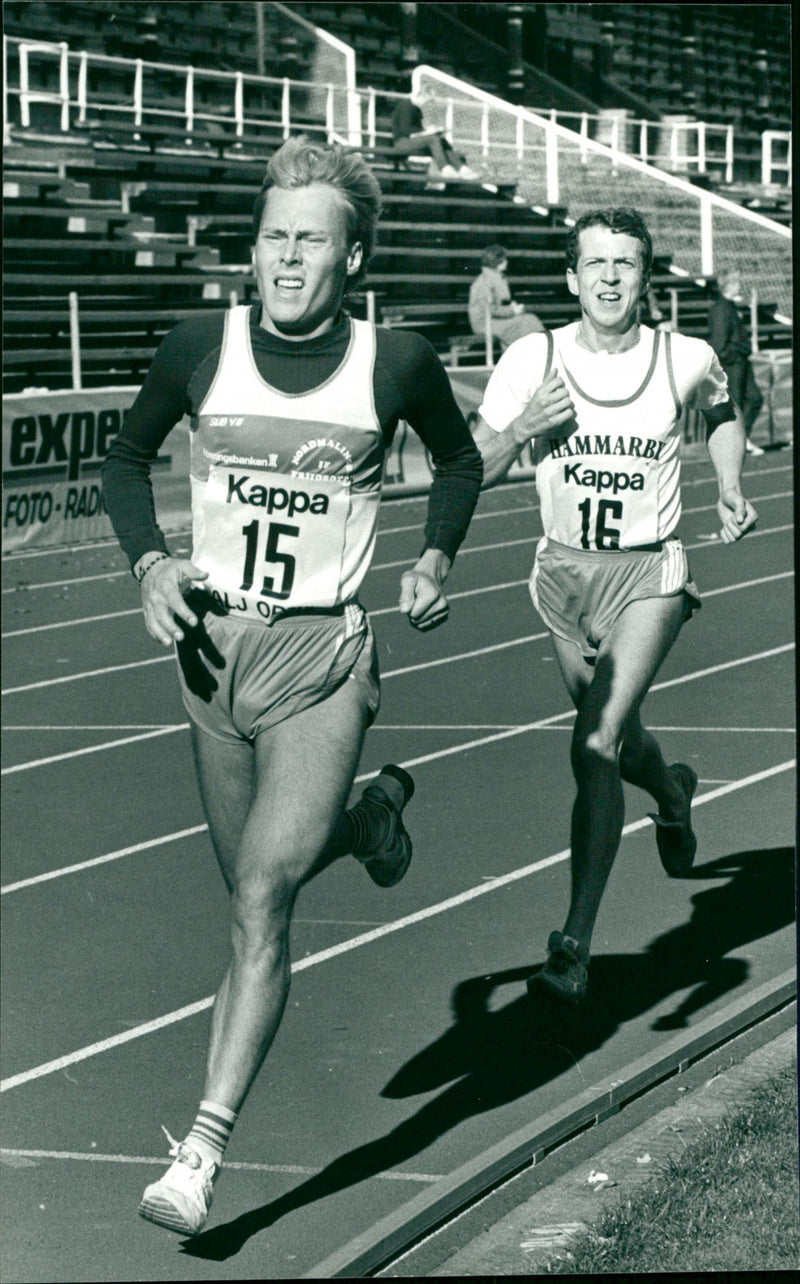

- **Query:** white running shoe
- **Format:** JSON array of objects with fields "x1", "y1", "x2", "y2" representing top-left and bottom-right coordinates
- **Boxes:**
[
  {"x1": 139, "y1": 1128, "x2": 219, "y2": 1236},
  {"x1": 440, "y1": 164, "x2": 458, "y2": 177},
  {"x1": 745, "y1": 440, "x2": 764, "y2": 455},
  {"x1": 459, "y1": 164, "x2": 479, "y2": 179}
]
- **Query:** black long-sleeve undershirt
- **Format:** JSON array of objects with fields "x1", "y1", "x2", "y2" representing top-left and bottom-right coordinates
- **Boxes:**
[{"x1": 102, "y1": 309, "x2": 483, "y2": 570}]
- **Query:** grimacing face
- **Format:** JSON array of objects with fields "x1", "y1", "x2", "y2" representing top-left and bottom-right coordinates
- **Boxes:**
[
  {"x1": 252, "y1": 183, "x2": 362, "y2": 340},
  {"x1": 567, "y1": 225, "x2": 646, "y2": 334}
]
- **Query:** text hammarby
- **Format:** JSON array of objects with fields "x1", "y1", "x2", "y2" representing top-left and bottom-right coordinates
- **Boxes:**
[{"x1": 548, "y1": 434, "x2": 666, "y2": 460}]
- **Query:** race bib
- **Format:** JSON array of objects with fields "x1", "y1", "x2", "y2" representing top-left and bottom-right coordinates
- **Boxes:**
[
  {"x1": 193, "y1": 466, "x2": 350, "y2": 621},
  {"x1": 546, "y1": 456, "x2": 661, "y2": 549}
]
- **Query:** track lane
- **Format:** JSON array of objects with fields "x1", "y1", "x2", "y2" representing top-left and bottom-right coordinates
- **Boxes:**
[{"x1": 0, "y1": 455, "x2": 794, "y2": 1280}]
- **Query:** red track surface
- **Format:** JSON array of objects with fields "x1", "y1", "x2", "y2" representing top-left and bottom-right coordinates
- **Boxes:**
[{"x1": 1, "y1": 453, "x2": 795, "y2": 1281}]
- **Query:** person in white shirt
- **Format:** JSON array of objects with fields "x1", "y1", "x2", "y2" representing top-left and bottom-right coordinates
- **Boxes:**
[
  {"x1": 468, "y1": 244, "x2": 545, "y2": 348},
  {"x1": 472, "y1": 208, "x2": 757, "y2": 1006}
]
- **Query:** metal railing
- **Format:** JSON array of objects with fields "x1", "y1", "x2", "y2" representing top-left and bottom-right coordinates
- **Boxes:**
[
  {"x1": 762, "y1": 130, "x2": 792, "y2": 188},
  {"x1": 525, "y1": 108, "x2": 737, "y2": 184},
  {"x1": 3, "y1": 34, "x2": 366, "y2": 148}
]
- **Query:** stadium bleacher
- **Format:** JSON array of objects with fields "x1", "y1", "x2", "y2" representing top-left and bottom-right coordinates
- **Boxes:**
[{"x1": 2, "y1": 2, "x2": 791, "y2": 396}]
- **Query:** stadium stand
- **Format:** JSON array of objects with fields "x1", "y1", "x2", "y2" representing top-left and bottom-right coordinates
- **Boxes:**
[{"x1": 2, "y1": 3, "x2": 792, "y2": 396}]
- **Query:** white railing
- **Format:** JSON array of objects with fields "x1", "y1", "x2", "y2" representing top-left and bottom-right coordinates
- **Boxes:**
[
  {"x1": 413, "y1": 65, "x2": 793, "y2": 323},
  {"x1": 4, "y1": 34, "x2": 365, "y2": 148},
  {"x1": 527, "y1": 108, "x2": 737, "y2": 185},
  {"x1": 762, "y1": 130, "x2": 792, "y2": 188},
  {"x1": 271, "y1": 0, "x2": 361, "y2": 145}
]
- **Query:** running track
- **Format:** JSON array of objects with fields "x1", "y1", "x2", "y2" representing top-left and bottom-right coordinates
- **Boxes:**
[{"x1": 1, "y1": 451, "x2": 795, "y2": 1281}]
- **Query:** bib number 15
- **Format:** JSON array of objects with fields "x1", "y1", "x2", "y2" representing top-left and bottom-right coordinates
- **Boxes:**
[
  {"x1": 240, "y1": 518, "x2": 298, "y2": 599},
  {"x1": 578, "y1": 497, "x2": 623, "y2": 550}
]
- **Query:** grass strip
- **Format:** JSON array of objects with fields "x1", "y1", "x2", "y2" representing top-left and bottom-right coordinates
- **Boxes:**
[{"x1": 546, "y1": 1064, "x2": 799, "y2": 1274}]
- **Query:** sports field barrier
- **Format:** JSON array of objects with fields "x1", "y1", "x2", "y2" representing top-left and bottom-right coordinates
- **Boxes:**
[{"x1": 2, "y1": 353, "x2": 791, "y2": 555}]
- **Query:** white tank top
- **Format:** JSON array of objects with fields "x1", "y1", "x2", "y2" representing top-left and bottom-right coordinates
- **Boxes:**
[
  {"x1": 535, "y1": 325, "x2": 683, "y2": 549},
  {"x1": 190, "y1": 307, "x2": 383, "y2": 621}
]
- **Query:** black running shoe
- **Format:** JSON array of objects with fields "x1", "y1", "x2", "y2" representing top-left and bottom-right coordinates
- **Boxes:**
[
  {"x1": 648, "y1": 762, "x2": 698, "y2": 877},
  {"x1": 352, "y1": 765, "x2": 414, "y2": 888},
  {"x1": 527, "y1": 931, "x2": 589, "y2": 1006}
]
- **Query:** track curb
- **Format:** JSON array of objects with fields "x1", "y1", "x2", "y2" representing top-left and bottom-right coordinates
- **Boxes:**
[
  {"x1": 303, "y1": 969, "x2": 796, "y2": 1278},
  {"x1": 422, "y1": 1022, "x2": 797, "y2": 1276}
]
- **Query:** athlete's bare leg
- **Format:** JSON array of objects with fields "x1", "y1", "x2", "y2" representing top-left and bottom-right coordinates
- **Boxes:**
[
  {"x1": 550, "y1": 593, "x2": 688, "y2": 952},
  {"x1": 191, "y1": 678, "x2": 369, "y2": 1113}
]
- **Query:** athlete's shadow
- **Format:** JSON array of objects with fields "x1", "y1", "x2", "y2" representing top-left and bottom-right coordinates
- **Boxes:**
[{"x1": 181, "y1": 845, "x2": 794, "y2": 1260}]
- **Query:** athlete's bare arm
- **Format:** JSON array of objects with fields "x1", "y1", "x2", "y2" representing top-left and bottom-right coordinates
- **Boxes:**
[
  {"x1": 474, "y1": 370, "x2": 576, "y2": 487},
  {"x1": 705, "y1": 404, "x2": 758, "y2": 543}
]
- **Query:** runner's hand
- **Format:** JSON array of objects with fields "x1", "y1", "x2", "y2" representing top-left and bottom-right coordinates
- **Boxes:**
[
  {"x1": 140, "y1": 557, "x2": 208, "y2": 646},
  {"x1": 513, "y1": 370, "x2": 575, "y2": 443},
  {"x1": 717, "y1": 487, "x2": 758, "y2": 543},
  {"x1": 399, "y1": 570, "x2": 450, "y2": 630},
  {"x1": 399, "y1": 550, "x2": 451, "y2": 632}
]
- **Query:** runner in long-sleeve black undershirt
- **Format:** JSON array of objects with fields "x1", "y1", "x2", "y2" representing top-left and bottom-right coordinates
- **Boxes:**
[
  {"x1": 103, "y1": 307, "x2": 482, "y2": 571},
  {"x1": 101, "y1": 136, "x2": 483, "y2": 1241}
]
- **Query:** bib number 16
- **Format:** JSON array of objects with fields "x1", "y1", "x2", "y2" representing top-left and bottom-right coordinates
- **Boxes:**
[
  {"x1": 578, "y1": 497, "x2": 623, "y2": 550},
  {"x1": 240, "y1": 518, "x2": 298, "y2": 599}
]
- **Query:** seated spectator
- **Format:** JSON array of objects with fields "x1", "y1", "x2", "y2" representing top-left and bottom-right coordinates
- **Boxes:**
[
  {"x1": 391, "y1": 90, "x2": 478, "y2": 181},
  {"x1": 468, "y1": 245, "x2": 545, "y2": 347},
  {"x1": 708, "y1": 267, "x2": 764, "y2": 455}
]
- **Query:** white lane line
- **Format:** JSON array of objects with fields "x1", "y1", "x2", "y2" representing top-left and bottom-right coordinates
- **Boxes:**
[
  {"x1": 369, "y1": 724, "x2": 796, "y2": 734},
  {"x1": 1, "y1": 825, "x2": 208, "y2": 894},
  {"x1": 3, "y1": 608, "x2": 141, "y2": 638},
  {"x1": 0, "y1": 1148, "x2": 440, "y2": 1180},
  {"x1": 3, "y1": 724, "x2": 180, "y2": 731},
  {"x1": 647, "y1": 726, "x2": 796, "y2": 734},
  {"x1": 3, "y1": 551, "x2": 793, "y2": 640},
  {"x1": 1, "y1": 758, "x2": 793, "y2": 1093},
  {"x1": 382, "y1": 631, "x2": 548, "y2": 679},
  {"x1": 0, "y1": 500, "x2": 542, "y2": 596},
  {"x1": 371, "y1": 566, "x2": 793, "y2": 619},
  {"x1": 2, "y1": 644, "x2": 794, "y2": 887},
  {"x1": 3, "y1": 553, "x2": 792, "y2": 695},
  {"x1": 0, "y1": 458, "x2": 789, "y2": 571},
  {"x1": 1, "y1": 725, "x2": 187, "y2": 775},
  {"x1": 1, "y1": 488, "x2": 792, "y2": 627},
  {"x1": 3, "y1": 654, "x2": 172, "y2": 696},
  {"x1": 2, "y1": 613, "x2": 794, "y2": 776},
  {"x1": 369, "y1": 516, "x2": 795, "y2": 574}
]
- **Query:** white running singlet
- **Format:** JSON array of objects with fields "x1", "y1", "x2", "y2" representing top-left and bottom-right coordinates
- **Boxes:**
[
  {"x1": 479, "y1": 323, "x2": 730, "y2": 550},
  {"x1": 191, "y1": 307, "x2": 383, "y2": 621}
]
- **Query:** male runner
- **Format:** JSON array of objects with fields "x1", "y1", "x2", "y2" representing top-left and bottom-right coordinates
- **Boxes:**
[
  {"x1": 472, "y1": 208, "x2": 757, "y2": 1006},
  {"x1": 102, "y1": 136, "x2": 482, "y2": 1234}
]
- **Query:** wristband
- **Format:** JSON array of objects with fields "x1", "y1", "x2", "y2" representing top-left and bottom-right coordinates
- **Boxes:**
[{"x1": 134, "y1": 552, "x2": 170, "y2": 584}]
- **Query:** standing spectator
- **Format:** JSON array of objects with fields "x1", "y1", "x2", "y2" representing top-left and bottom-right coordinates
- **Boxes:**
[
  {"x1": 391, "y1": 89, "x2": 477, "y2": 180},
  {"x1": 468, "y1": 245, "x2": 545, "y2": 348},
  {"x1": 708, "y1": 267, "x2": 764, "y2": 455}
]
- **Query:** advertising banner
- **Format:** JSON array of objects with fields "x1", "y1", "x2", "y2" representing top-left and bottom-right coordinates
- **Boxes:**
[{"x1": 2, "y1": 387, "x2": 191, "y2": 554}]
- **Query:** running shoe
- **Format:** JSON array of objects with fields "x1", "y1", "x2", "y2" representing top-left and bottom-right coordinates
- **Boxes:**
[
  {"x1": 527, "y1": 931, "x2": 589, "y2": 1006},
  {"x1": 139, "y1": 1128, "x2": 219, "y2": 1236},
  {"x1": 352, "y1": 764, "x2": 414, "y2": 888},
  {"x1": 648, "y1": 762, "x2": 698, "y2": 877}
]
